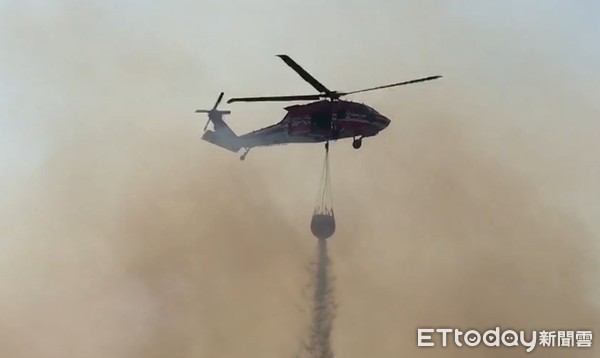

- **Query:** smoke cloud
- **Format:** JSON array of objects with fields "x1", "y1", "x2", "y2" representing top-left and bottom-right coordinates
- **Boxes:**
[{"x1": 1, "y1": 1, "x2": 598, "y2": 357}]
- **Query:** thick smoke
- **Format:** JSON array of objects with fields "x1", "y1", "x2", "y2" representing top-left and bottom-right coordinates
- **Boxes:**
[{"x1": 1, "y1": 1, "x2": 598, "y2": 358}]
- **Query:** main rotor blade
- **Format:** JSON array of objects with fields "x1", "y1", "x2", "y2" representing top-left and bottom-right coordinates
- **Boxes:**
[
  {"x1": 276, "y1": 55, "x2": 332, "y2": 95},
  {"x1": 342, "y1": 75, "x2": 442, "y2": 96},
  {"x1": 212, "y1": 92, "x2": 224, "y2": 109},
  {"x1": 227, "y1": 94, "x2": 322, "y2": 103}
]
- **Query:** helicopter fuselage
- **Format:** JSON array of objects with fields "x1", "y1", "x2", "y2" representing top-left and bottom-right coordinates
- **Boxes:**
[{"x1": 237, "y1": 100, "x2": 391, "y2": 148}]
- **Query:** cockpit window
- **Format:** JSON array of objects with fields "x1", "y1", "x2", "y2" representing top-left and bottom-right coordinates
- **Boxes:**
[{"x1": 366, "y1": 106, "x2": 378, "y2": 114}]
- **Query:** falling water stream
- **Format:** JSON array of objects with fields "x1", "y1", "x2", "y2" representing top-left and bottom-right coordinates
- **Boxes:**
[{"x1": 298, "y1": 238, "x2": 336, "y2": 358}]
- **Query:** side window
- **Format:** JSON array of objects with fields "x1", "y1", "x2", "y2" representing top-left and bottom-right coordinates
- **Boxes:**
[
  {"x1": 336, "y1": 109, "x2": 346, "y2": 119},
  {"x1": 311, "y1": 111, "x2": 331, "y2": 130}
]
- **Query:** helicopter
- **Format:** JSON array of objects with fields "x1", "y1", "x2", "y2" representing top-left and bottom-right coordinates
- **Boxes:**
[{"x1": 196, "y1": 55, "x2": 441, "y2": 160}]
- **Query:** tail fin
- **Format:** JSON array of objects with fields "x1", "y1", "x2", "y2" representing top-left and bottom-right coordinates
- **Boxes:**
[{"x1": 196, "y1": 92, "x2": 242, "y2": 153}]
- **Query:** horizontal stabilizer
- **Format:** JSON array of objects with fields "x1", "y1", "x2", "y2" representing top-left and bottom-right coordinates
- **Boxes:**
[{"x1": 201, "y1": 130, "x2": 242, "y2": 153}]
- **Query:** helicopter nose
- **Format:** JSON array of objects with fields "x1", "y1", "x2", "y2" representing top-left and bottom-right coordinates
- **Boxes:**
[{"x1": 379, "y1": 115, "x2": 391, "y2": 128}]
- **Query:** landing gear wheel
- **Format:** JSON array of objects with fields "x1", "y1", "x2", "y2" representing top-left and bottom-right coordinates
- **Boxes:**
[
  {"x1": 352, "y1": 138, "x2": 362, "y2": 149},
  {"x1": 240, "y1": 148, "x2": 250, "y2": 160}
]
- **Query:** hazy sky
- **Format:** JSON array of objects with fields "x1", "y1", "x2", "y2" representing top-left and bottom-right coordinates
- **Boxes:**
[
  {"x1": 1, "y1": 1, "x2": 599, "y2": 357},
  {"x1": 2, "y1": 0, "x2": 599, "y2": 184}
]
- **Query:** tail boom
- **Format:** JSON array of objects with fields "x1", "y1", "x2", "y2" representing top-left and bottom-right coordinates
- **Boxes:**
[{"x1": 201, "y1": 129, "x2": 242, "y2": 153}]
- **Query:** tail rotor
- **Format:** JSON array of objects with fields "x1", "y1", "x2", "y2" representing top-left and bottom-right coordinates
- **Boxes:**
[{"x1": 195, "y1": 92, "x2": 231, "y2": 131}]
